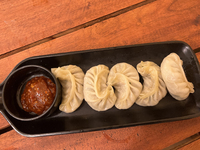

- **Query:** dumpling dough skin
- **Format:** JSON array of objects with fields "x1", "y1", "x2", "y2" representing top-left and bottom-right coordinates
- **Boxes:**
[
  {"x1": 51, "y1": 65, "x2": 84, "y2": 113},
  {"x1": 108, "y1": 63, "x2": 142, "y2": 109},
  {"x1": 136, "y1": 61, "x2": 167, "y2": 106},
  {"x1": 161, "y1": 53, "x2": 194, "y2": 100},
  {"x1": 84, "y1": 65, "x2": 116, "y2": 111}
]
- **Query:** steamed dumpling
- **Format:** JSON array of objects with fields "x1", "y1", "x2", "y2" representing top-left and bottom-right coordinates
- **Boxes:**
[
  {"x1": 161, "y1": 53, "x2": 194, "y2": 100},
  {"x1": 84, "y1": 65, "x2": 116, "y2": 111},
  {"x1": 51, "y1": 65, "x2": 84, "y2": 113},
  {"x1": 108, "y1": 63, "x2": 142, "y2": 109},
  {"x1": 136, "y1": 61, "x2": 167, "y2": 106}
]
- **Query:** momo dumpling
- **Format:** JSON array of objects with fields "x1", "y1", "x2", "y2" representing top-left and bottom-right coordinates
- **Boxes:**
[
  {"x1": 84, "y1": 65, "x2": 116, "y2": 111},
  {"x1": 108, "y1": 63, "x2": 142, "y2": 109},
  {"x1": 161, "y1": 53, "x2": 194, "y2": 100},
  {"x1": 51, "y1": 65, "x2": 84, "y2": 113},
  {"x1": 136, "y1": 61, "x2": 167, "y2": 106}
]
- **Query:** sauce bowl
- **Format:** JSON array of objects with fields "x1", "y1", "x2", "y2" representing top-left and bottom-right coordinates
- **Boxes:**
[{"x1": 1, "y1": 65, "x2": 61, "y2": 121}]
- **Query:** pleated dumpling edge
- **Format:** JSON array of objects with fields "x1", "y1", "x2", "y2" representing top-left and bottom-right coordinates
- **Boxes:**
[{"x1": 51, "y1": 65, "x2": 84, "y2": 113}]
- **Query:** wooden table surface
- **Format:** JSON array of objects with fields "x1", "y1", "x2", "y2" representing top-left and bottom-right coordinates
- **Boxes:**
[{"x1": 0, "y1": 0, "x2": 200, "y2": 149}]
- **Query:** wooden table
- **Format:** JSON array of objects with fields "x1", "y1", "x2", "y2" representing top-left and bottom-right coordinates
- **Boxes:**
[{"x1": 0, "y1": 0, "x2": 200, "y2": 149}]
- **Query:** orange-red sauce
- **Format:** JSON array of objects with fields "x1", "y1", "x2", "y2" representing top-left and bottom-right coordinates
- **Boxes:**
[{"x1": 21, "y1": 76, "x2": 56, "y2": 115}]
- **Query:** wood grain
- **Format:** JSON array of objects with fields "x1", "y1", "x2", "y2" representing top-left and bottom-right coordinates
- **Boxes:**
[
  {"x1": 0, "y1": 115, "x2": 9, "y2": 129},
  {"x1": 0, "y1": 0, "x2": 199, "y2": 130},
  {"x1": 0, "y1": 0, "x2": 200, "y2": 149},
  {"x1": 164, "y1": 133, "x2": 200, "y2": 150},
  {"x1": 195, "y1": 52, "x2": 200, "y2": 64},
  {"x1": 1, "y1": 117, "x2": 200, "y2": 149},
  {"x1": 0, "y1": 0, "x2": 199, "y2": 83},
  {"x1": 179, "y1": 138, "x2": 200, "y2": 150},
  {"x1": 0, "y1": 0, "x2": 143, "y2": 55}
]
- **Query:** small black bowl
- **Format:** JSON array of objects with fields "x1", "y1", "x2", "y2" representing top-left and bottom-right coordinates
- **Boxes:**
[{"x1": 2, "y1": 65, "x2": 61, "y2": 121}]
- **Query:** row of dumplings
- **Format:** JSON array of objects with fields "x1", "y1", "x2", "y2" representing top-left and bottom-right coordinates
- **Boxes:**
[{"x1": 51, "y1": 53, "x2": 194, "y2": 113}]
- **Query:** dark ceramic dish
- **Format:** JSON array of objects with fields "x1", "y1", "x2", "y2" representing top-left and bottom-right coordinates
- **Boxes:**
[
  {"x1": 0, "y1": 41, "x2": 200, "y2": 137},
  {"x1": 1, "y1": 65, "x2": 61, "y2": 121}
]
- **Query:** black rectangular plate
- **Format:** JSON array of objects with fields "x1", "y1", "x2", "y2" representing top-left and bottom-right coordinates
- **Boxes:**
[{"x1": 1, "y1": 41, "x2": 200, "y2": 137}]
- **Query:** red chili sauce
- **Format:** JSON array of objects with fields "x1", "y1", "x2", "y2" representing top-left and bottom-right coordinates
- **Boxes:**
[{"x1": 21, "y1": 76, "x2": 56, "y2": 115}]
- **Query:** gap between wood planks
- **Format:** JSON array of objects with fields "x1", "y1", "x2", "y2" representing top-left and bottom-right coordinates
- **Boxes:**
[
  {"x1": 0, "y1": 0, "x2": 156, "y2": 60},
  {"x1": 194, "y1": 47, "x2": 200, "y2": 53},
  {"x1": 163, "y1": 132, "x2": 200, "y2": 150},
  {"x1": 0, "y1": 125, "x2": 12, "y2": 135}
]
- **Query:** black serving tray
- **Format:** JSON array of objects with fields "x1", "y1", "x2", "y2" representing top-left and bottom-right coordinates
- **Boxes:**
[{"x1": 1, "y1": 41, "x2": 200, "y2": 137}]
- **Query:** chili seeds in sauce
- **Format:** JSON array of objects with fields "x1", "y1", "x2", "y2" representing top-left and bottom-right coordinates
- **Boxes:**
[{"x1": 21, "y1": 76, "x2": 56, "y2": 115}]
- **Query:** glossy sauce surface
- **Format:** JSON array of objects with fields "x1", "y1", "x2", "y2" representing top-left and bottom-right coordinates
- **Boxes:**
[{"x1": 21, "y1": 76, "x2": 56, "y2": 115}]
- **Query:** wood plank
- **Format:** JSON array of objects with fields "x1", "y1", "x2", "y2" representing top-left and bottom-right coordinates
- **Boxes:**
[
  {"x1": 0, "y1": 0, "x2": 199, "y2": 130},
  {"x1": 0, "y1": 0, "x2": 199, "y2": 83},
  {"x1": 0, "y1": 114, "x2": 9, "y2": 129},
  {"x1": 0, "y1": 0, "x2": 143, "y2": 55},
  {"x1": 164, "y1": 133, "x2": 200, "y2": 150},
  {"x1": 195, "y1": 52, "x2": 200, "y2": 63},
  {"x1": 1, "y1": 117, "x2": 200, "y2": 149},
  {"x1": 179, "y1": 138, "x2": 200, "y2": 150}
]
